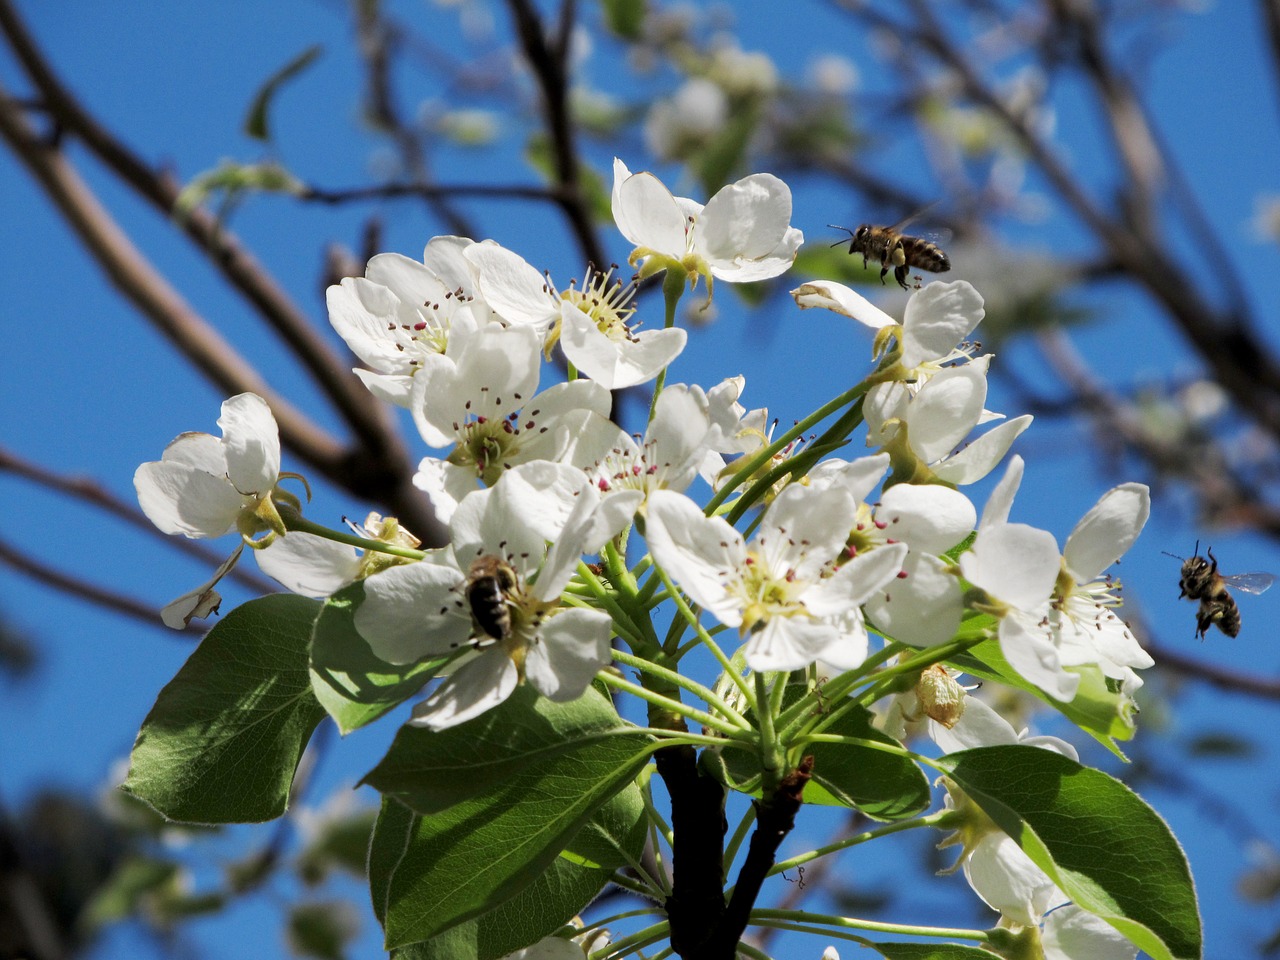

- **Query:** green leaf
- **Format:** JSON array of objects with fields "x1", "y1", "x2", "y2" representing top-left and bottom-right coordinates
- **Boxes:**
[
  {"x1": 712, "y1": 679, "x2": 930, "y2": 820},
  {"x1": 601, "y1": 0, "x2": 646, "y2": 39},
  {"x1": 245, "y1": 44, "x2": 323, "y2": 141},
  {"x1": 868, "y1": 944, "x2": 994, "y2": 960},
  {"x1": 935, "y1": 744, "x2": 1201, "y2": 960},
  {"x1": 124, "y1": 595, "x2": 327, "y2": 823},
  {"x1": 949, "y1": 637, "x2": 1137, "y2": 757},
  {"x1": 371, "y1": 789, "x2": 638, "y2": 960},
  {"x1": 310, "y1": 584, "x2": 448, "y2": 734},
  {"x1": 363, "y1": 686, "x2": 652, "y2": 947}
]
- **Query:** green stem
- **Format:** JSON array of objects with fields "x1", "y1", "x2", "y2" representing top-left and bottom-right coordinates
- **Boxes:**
[
  {"x1": 613, "y1": 649, "x2": 751, "y2": 731},
  {"x1": 596, "y1": 672, "x2": 747, "y2": 738},
  {"x1": 722, "y1": 802, "x2": 757, "y2": 874},
  {"x1": 749, "y1": 909, "x2": 991, "y2": 943},
  {"x1": 588, "y1": 921, "x2": 670, "y2": 960},
  {"x1": 754, "y1": 672, "x2": 786, "y2": 794},
  {"x1": 769, "y1": 811, "x2": 951, "y2": 876},
  {"x1": 647, "y1": 268, "x2": 686, "y2": 424},
  {"x1": 281, "y1": 512, "x2": 426, "y2": 560}
]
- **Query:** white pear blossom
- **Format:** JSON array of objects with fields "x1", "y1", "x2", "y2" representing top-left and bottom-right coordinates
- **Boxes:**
[
  {"x1": 408, "y1": 322, "x2": 613, "y2": 522},
  {"x1": 611, "y1": 158, "x2": 803, "y2": 293},
  {"x1": 644, "y1": 76, "x2": 728, "y2": 160},
  {"x1": 465, "y1": 241, "x2": 686, "y2": 389},
  {"x1": 354, "y1": 462, "x2": 640, "y2": 729},
  {"x1": 1038, "y1": 905, "x2": 1138, "y2": 960},
  {"x1": 645, "y1": 482, "x2": 908, "y2": 672},
  {"x1": 972, "y1": 463, "x2": 1153, "y2": 697},
  {"x1": 325, "y1": 236, "x2": 494, "y2": 406},
  {"x1": 134, "y1": 393, "x2": 292, "y2": 628}
]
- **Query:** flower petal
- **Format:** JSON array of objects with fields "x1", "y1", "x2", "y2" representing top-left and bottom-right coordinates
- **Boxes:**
[
  {"x1": 877, "y1": 484, "x2": 975, "y2": 555},
  {"x1": 900, "y1": 281, "x2": 985, "y2": 369},
  {"x1": 933, "y1": 415, "x2": 1034, "y2": 486},
  {"x1": 134, "y1": 459, "x2": 244, "y2": 539},
  {"x1": 695, "y1": 173, "x2": 792, "y2": 263},
  {"x1": 218, "y1": 393, "x2": 280, "y2": 496},
  {"x1": 409, "y1": 649, "x2": 518, "y2": 730},
  {"x1": 560, "y1": 305, "x2": 687, "y2": 389},
  {"x1": 254, "y1": 532, "x2": 362, "y2": 598},
  {"x1": 1063, "y1": 483, "x2": 1150, "y2": 583},
  {"x1": 744, "y1": 616, "x2": 843, "y2": 673},
  {"x1": 612, "y1": 160, "x2": 688, "y2": 255},
  {"x1": 864, "y1": 552, "x2": 963, "y2": 647},
  {"x1": 467, "y1": 243, "x2": 560, "y2": 329},
  {"x1": 355, "y1": 560, "x2": 471, "y2": 664},
  {"x1": 980, "y1": 455, "x2": 1024, "y2": 530},
  {"x1": 524, "y1": 608, "x2": 613, "y2": 700},
  {"x1": 645, "y1": 490, "x2": 745, "y2": 627},
  {"x1": 1000, "y1": 613, "x2": 1079, "y2": 702},
  {"x1": 806, "y1": 542, "x2": 909, "y2": 615},
  {"x1": 905, "y1": 366, "x2": 987, "y2": 464},
  {"x1": 961, "y1": 523, "x2": 1060, "y2": 611},
  {"x1": 791, "y1": 280, "x2": 896, "y2": 330}
]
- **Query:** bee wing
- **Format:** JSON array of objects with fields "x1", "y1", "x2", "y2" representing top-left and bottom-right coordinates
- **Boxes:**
[
  {"x1": 1223, "y1": 572, "x2": 1277, "y2": 595},
  {"x1": 887, "y1": 201, "x2": 941, "y2": 234}
]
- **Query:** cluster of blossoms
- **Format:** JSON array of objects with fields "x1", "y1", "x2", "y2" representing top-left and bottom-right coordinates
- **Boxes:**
[{"x1": 133, "y1": 158, "x2": 1151, "y2": 959}]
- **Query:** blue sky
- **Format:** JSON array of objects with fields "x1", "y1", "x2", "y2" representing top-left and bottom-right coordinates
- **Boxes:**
[{"x1": 3, "y1": 2, "x2": 1280, "y2": 958}]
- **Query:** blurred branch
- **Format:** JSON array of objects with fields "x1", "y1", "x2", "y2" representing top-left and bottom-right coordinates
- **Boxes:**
[
  {"x1": 844, "y1": 0, "x2": 1280, "y2": 441},
  {"x1": 504, "y1": 0, "x2": 608, "y2": 271},
  {"x1": 1262, "y1": 0, "x2": 1280, "y2": 126},
  {"x1": 0, "y1": 446, "x2": 277, "y2": 595},
  {"x1": 0, "y1": 535, "x2": 207, "y2": 637}
]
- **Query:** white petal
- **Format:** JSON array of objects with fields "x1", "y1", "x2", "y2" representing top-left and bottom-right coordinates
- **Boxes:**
[
  {"x1": 649, "y1": 383, "x2": 712, "y2": 479},
  {"x1": 933, "y1": 415, "x2": 1034, "y2": 486},
  {"x1": 705, "y1": 227, "x2": 803, "y2": 282},
  {"x1": 353, "y1": 368, "x2": 414, "y2": 407},
  {"x1": 525, "y1": 608, "x2": 613, "y2": 700},
  {"x1": 900, "y1": 281, "x2": 985, "y2": 369},
  {"x1": 421, "y1": 235, "x2": 481, "y2": 299},
  {"x1": 354, "y1": 561, "x2": 471, "y2": 664},
  {"x1": 808, "y1": 453, "x2": 890, "y2": 503},
  {"x1": 409, "y1": 649, "x2": 518, "y2": 730},
  {"x1": 1000, "y1": 614, "x2": 1079, "y2": 702},
  {"x1": 218, "y1": 393, "x2": 280, "y2": 496},
  {"x1": 864, "y1": 552, "x2": 962, "y2": 647},
  {"x1": 560, "y1": 305, "x2": 687, "y2": 389},
  {"x1": 756, "y1": 484, "x2": 858, "y2": 581},
  {"x1": 744, "y1": 617, "x2": 843, "y2": 673},
  {"x1": 613, "y1": 165, "x2": 688, "y2": 255},
  {"x1": 1063, "y1": 483, "x2": 1150, "y2": 583},
  {"x1": 905, "y1": 367, "x2": 987, "y2": 464},
  {"x1": 644, "y1": 490, "x2": 745, "y2": 627},
  {"x1": 790, "y1": 280, "x2": 895, "y2": 330},
  {"x1": 961, "y1": 524, "x2": 1060, "y2": 611},
  {"x1": 161, "y1": 431, "x2": 227, "y2": 474},
  {"x1": 806, "y1": 542, "x2": 909, "y2": 615},
  {"x1": 964, "y1": 832, "x2": 1066, "y2": 927},
  {"x1": 1042, "y1": 905, "x2": 1138, "y2": 960},
  {"x1": 412, "y1": 458, "x2": 477, "y2": 526},
  {"x1": 159, "y1": 545, "x2": 244, "y2": 630},
  {"x1": 325, "y1": 278, "x2": 415, "y2": 374},
  {"x1": 863, "y1": 382, "x2": 908, "y2": 448},
  {"x1": 696, "y1": 174, "x2": 792, "y2": 263},
  {"x1": 980, "y1": 455, "x2": 1024, "y2": 530},
  {"x1": 365, "y1": 252, "x2": 451, "y2": 308},
  {"x1": 877, "y1": 484, "x2": 975, "y2": 554},
  {"x1": 467, "y1": 243, "x2": 560, "y2": 328},
  {"x1": 538, "y1": 487, "x2": 642, "y2": 600},
  {"x1": 486, "y1": 460, "x2": 588, "y2": 548},
  {"x1": 932, "y1": 696, "x2": 1017, "y2": 754},
  {"x1": 134, "y1": 459, "x2": 244, "y2": 539},
  {"x1": 254, "y1": 532, "x2": 361, "y2": 598}
]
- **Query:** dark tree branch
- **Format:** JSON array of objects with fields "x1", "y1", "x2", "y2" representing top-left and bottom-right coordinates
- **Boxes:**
[
  {"x1": 707, "y1": 756, "x2": 814, "y2": 958},
  {"x1": 654, "y1": 742, "x2": 727, "y2": 956}
]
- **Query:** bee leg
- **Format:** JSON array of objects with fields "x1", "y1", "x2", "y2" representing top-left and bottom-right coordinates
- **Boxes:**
[
  {"x1": 878, "y1": 263, "x2": 890, "y2": 285},
  {"x1": 894, "y1": 263, "x2": 911, "y2": 290}
]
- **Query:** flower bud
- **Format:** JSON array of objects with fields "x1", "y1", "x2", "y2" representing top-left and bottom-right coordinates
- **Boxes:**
[{"x1": 917, "y1": 664, "x2": 966, "y2": 729}]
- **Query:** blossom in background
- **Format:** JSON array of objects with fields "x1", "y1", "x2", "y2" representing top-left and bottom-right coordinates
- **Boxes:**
[
  {"x1": 325, "y1": 235, "x2": 494, "y2": 406},
  {"x1": 645, "y1": 478, "x2": 908, "y2": 672},
  {"x1": 134, "y1": 393, "x2": 291, "y2": 628},
  {"x1": 407, "y1": 322, "x2": 612, "y2": 522},
  {"x1": 465, "y1": 241, "x2": 686, "y2": 389},
  {"x1": 611, "y1": 157, "x2": 803, "y2": 293},
  {"x1": 354, "y1": 462, "x2": 641, "y2": 729}
]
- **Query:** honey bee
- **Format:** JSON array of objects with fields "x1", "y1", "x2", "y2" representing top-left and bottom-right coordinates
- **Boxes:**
[
  {"x1": 829, "y1": 209, "x2": 951, "y2": 290},
  {"x1": 464, "y1": 554, "x2": 518, "y2": 642},
  {"x1": 1171, "y1": 543, "x2": 1275, "y2": 639}
]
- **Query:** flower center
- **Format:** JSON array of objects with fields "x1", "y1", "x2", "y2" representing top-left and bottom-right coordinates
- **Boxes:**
[
  {"x1": 448, "y1": 413, "x2": 523, "y2": 486},
  {"x1": 735, "y1": 550, "x2": 810, "y2": 634},
  {"x1": 561, "y1": 266, "x2": 640, "y2": 343}
]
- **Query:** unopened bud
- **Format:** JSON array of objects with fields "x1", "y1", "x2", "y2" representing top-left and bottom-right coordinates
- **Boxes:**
[
  {"x1": 821, "y1": 947, "x2": 841, "y2": 960},
  {"x1": 917, "y1": 664, "x2": 966, "y2": 729}
]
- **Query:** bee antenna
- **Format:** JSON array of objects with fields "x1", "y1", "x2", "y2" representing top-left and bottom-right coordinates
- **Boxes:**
[
  {"x1": 1193, "y1": 539, "x2": 1200, "y2": 558},
  {"x1": 1161, "y1": 551, "x2": 1185, "y2": 561},
  {"x1": 827, "y1": 224, "x2": 855, "y2": 239}
]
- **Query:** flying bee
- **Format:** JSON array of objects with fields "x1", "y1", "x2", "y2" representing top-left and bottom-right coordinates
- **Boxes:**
[
  {"x1": 829, "y1": 209, "x2": 951, "y2": 290},
  {"x1": 464, "y1": 554, "x2": 519, "y2": 643},
  {"x1": 1167, "y1": 542, "x2": 1275, "y2": 639}
]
